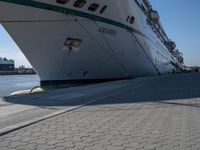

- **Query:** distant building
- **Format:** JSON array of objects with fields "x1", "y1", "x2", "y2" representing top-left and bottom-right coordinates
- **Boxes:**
[
  {"x1": 15, "y1": 66, "x2": 36, "y2": 74},
  {"x1": 0, "y1": 57, "x2": 14, "y2": 71},
  {"x1": 190, "y1": 66, "x2": 200, "y2": 72}
]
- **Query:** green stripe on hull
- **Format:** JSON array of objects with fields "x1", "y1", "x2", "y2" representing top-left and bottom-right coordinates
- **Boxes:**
[{"x1": 0, "y1": 0, "x2": 147, "y2": 38}]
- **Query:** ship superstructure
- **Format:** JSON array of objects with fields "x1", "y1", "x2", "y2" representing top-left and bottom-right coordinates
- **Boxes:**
[
  {"x1": 0, "y1": 57, "x2": 14, "y2": 71},
  {"x1": 0, "y1": 0, "x2": 184, "y2": 87}
]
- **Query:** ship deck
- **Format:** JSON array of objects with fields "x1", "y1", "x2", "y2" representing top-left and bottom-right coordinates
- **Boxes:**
[{"x1": 0, "y1": 73, "x2": 200, "y2": 150}]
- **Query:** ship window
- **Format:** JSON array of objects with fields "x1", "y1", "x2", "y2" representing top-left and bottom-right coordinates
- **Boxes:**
[
  {"x1": 88, "y1": 3, "x2": 99, "y2": 11},
  {"x1": 140, "y1": 4, "x2": 146, "y2": 12},
  {"x1": 126, "y1": 16, "x2": 130, "y2": 22},
  {"x1": 130, "y1": 16, "x2": 135, "y2": 24},
  {"x1": 135, "y1": 0, "x2": 140, "y2": 7},
  {"x1": 56, "y1": 0, "x2": 69, "y2": 4},
  {"x1": 100, "y1": 5, "x2": 107, "y2": 14},
  {"x1": 142, "y1": 0, "x2": 149, "y2": 8},
  {"x1": 74, "y1": 0, "x2": 86, "y2": 8}
]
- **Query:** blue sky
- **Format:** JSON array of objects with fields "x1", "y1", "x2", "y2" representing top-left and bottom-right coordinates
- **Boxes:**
[
  {"x1": 0, "y1": 25, "x2": 31, "y2": 67},
  {"x1": 0, "y1": 0, "x2": 199, "y2": 67},
  {"x1": 150, "y1": 0, "x2": 200, "y2": 66}
]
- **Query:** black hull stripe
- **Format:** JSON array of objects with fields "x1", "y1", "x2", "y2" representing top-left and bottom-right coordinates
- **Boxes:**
[
  {"x1": 0, "y1": 0, "x2": 147, "y2": 38},
  {"x1": 40, "y1": 78, "x2": 128, "y2": 88}
]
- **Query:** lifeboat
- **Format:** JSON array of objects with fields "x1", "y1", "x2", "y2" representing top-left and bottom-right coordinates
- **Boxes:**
[
  {"x1": 148, "y1": 10, "x2": 160, "y2": 22},
  {"x1": 167, "y1": 41, "x2": 176, "y2": 50}
]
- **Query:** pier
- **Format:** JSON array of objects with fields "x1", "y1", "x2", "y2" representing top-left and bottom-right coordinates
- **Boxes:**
[{"x1": 0, "y1": 73, "x2": 200, "y2": 150}]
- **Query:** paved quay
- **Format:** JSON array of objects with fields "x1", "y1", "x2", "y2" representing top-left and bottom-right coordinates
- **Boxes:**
[{"x1": 0, "y1": 73, "x2": 200, "y2": 150}]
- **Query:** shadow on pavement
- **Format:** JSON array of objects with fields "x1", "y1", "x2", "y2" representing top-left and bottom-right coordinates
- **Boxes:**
[{"x1": 3, "y1": 73, "x2": 200, "y2": 108}]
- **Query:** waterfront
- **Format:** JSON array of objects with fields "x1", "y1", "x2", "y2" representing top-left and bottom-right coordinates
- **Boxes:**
[
  {"x1": 1, "y1": 73, "x2": 200, "y2": 149},
  {"x1": 0, "y1": 75, "x2": 40, "y2": 97}
]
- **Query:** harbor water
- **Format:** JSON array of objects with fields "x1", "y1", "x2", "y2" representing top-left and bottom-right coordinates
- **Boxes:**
[{"x1": 0, "y1": 75, "x2": 40, "y2": 97}]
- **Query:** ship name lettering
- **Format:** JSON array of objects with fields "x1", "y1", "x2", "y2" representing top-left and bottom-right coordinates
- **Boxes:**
[{"x1": 97, "y1": 27, "x2": 117, "y2": 36}]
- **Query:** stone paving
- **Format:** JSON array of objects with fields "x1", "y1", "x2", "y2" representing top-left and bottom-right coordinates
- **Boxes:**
[
  {"x1": 0, "y1": 73, "x2": 200, "y2": 150},
  {"x1": 0, "y1": 77, "x2": 153, "y2": 130}
]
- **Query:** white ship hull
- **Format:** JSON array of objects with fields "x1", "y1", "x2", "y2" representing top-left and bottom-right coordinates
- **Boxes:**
[{"x1": 0, "y1": 0, "x2": 180, "y2": 87}]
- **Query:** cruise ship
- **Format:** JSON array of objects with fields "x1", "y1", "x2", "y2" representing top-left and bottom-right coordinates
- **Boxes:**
[
  {"x1": 0, "y1": 57, "x2": 14, "y2": 71},
  {"x1": 0, "y1": 0, "x2": 184, "y2": 87}
]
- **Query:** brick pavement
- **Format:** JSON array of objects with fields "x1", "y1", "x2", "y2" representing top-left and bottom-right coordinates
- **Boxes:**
[{"x1": 0, "y1": 73, "x2": 200, "y2": 150}]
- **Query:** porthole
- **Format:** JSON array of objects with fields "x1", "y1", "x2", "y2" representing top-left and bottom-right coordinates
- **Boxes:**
[
  {"x1": 126, "y1": 16, "x2": 130, "y2": 22},
  {"x1": 74, "y1": 0, "x2": 86, "y2": 8},
  {"x1": 56, "y1": 0, "x2": 69, "y2": 4},
  {"x1": 130, "y1": 16, "x2": 135, "y2": 24},
  {"x1": 100, "y1": 5, "x2": 107, "y2": 14},
  {"x1": 88, "y1": 3, "x2": 99, "y2": 12}
]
